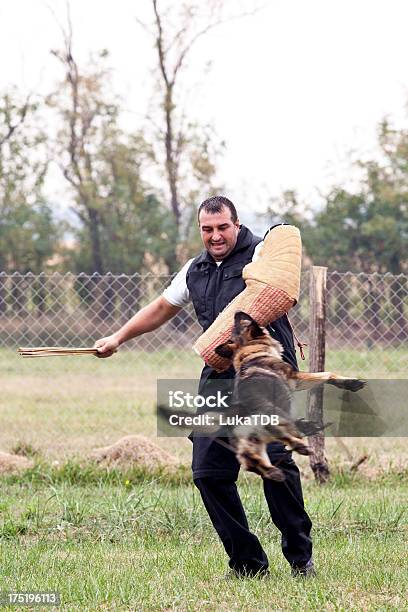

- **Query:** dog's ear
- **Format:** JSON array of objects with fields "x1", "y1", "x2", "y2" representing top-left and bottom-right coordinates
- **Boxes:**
[
  {"x1": 214, "y1": 340, "x2": 237, "y2": 358},
  {"x1": 234, "y1": 311, "x2": 254, "y2": 326},
  {"x1": 234, "y1": 311, "x2": 264, "y2": 339},
  {"x1": 248, "y1": 320, "x2": 264, "y2": 339}
]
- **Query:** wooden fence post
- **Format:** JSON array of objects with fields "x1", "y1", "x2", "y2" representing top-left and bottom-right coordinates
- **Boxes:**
[{"x1": 307, "y1": 266, "x2": 330, "y2": 483}]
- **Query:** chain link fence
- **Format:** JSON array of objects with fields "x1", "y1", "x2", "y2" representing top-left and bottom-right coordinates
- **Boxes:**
[{"x1": 0, "y1": 269, "x2": 407, "y2": 376}]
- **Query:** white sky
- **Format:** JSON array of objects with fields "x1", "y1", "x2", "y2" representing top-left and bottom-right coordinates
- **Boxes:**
[{"x1": 2, "y1": 0, "x2": 408, "y2": 219}]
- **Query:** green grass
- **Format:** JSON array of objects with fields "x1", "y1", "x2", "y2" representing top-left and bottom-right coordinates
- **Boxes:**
[
  {"x1": 323, "y1": 347, "x2": 408, "y2": 377},
  {"x1": 1, "y1": 345, "x2": 407, "y2": 461},
  {"x1": 1, "y1": 345, "x2": 408, "y2": 609},
  {"x1": 0, "y1": 470, "x2": 407, "y2": 610},
  {"x1": 0, "y1": 347, "x2": 203, "y2": 459}
]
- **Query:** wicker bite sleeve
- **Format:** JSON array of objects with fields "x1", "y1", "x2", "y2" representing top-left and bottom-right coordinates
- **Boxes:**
[{"x1": 192, "y1": 224, "x2": 302, "y2": 371}]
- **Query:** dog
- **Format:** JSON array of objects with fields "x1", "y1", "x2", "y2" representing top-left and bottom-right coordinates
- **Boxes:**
[{"x1": 159, "y1": 311, "x2": 365, "y2": 480}]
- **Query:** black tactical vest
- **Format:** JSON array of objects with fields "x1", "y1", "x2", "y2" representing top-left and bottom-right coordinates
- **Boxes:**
[{"x1": 186, "y1": 225, "x2": 298, "y2": 371}]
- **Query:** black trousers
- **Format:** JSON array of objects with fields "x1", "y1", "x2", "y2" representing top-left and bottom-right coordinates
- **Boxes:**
[
  {"x1": 193, "y1": 438, "x2": 313, "y2": 574},
  {"x1": 192, "y1": 366, "x2": 312, "y2": 574}
]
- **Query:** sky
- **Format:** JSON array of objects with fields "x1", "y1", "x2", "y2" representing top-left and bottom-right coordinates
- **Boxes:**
[{"x1": 2, "y1": 0, "x2": 408, "y2": 221}]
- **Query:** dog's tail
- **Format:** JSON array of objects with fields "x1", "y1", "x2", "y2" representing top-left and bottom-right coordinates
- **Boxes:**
[{"x1": 294, "y1": 417, "x2": 332, "y2": 436}]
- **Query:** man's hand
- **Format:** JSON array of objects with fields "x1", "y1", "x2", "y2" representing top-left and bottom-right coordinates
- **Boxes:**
[
  {"x1": 94, "y1": 334, "x2": 120, "y2": 358},
  {"x1": 92, "y1": 296, "x2": 181, "y2": 359}
]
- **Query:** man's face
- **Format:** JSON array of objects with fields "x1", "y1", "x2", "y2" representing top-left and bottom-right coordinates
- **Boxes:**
[{"x1": 198, "y1": 206, "x2": 240, "y2": 261}]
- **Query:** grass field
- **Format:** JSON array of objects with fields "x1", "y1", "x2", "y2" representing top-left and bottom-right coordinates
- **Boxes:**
[
  {"x1": 1, "y1": 347, "x2": 407, "y2": 610},
  {"x1": 0, "y1": 468, "x2": 407, "y2": 610},
  {"x1": 1, "y1": 346, "x2": 407, "y2": 459}
]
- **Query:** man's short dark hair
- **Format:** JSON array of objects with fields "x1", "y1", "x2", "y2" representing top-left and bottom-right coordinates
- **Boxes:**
[{"x1": 198, "y1": 196, "x2": 238, "y2": 224}]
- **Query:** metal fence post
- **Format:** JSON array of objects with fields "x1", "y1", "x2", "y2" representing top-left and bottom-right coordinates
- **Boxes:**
[{"x1": 307, "y1": 266, "x2": 330, "y2": 483}]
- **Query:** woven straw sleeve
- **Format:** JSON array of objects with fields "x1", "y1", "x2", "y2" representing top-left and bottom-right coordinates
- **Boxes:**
[{"x1": 193, "y1": 225, "x2": 302, "y2": 371}]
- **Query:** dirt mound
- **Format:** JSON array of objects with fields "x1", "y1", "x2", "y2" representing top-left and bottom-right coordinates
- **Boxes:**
[
  {"x1": 0, "y1": 451, "x2": 34, "y2": 474},
  {"x1": 92, "y1": 435, "x2": 179, "y2": 470}
]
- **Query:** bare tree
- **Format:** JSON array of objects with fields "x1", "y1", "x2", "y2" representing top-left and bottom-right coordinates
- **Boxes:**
[
  {"x1": 49, "y1": 18, "x2": 107, "y2": 273},
  {"x1": 139, "y1": 0, "x2": 260, "y2": 254}
]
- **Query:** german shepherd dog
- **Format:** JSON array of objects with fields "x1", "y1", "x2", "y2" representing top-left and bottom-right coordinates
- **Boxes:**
[
  {"x1": 160, "y1": 312, "x2": 365, "y2": 481},
  {"x1": 212, "y1": 312, "x2": 365, "y2": 480}
]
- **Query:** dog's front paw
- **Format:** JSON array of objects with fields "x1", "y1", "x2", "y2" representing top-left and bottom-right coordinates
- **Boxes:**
[
  {"x1": 342, "y1": 378, "x2": 366, "y2": 392},
  {"x1": 329, "y1": 378, "x2": 366, "y2": 392}
]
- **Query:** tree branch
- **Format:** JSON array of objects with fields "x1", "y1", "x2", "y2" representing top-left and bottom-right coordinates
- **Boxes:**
[
  {"x1": 171, "y1": 4, "x2": 264, "y2": 82},
  {"x1": 0, "y1": 95, "x2": 31, "y2": 148},
  {"x1": 152, "y1": 0, "x2": 170, "y2": 90}
]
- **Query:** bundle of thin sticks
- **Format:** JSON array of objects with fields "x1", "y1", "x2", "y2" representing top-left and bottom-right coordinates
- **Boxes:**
[{"x1": 18, "y1": 346, "x2": 99, "y2": 358}]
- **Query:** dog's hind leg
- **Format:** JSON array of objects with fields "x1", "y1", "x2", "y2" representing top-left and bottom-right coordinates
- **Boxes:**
[
  {"x1": 236, "y1": 438, "x2": 286, "y2": 481},
  {"x1": 263, "y1": 422, "x2": 311, "y2": 456},
  {"x1": 260, "y1": 464, "x2": 286, "y2": 481},
  {"x1": 277, "y1": 433, "x2": 311, "y2": 456}
]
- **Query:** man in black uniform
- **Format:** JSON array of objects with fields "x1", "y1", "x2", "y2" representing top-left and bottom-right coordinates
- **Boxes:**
[{"x1": 95, "y1": 195, "x2": 314, "y2": 578}]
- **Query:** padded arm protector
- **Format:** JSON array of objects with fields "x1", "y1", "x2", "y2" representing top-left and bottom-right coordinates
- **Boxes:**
[{"x1": 193, "y1": 224, "x2": 302, "y2": 371}]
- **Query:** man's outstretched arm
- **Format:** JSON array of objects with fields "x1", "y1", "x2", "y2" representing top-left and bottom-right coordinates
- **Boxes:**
[{"x1": 93, "y1": 296, "x2": 181, "y2": 358}]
